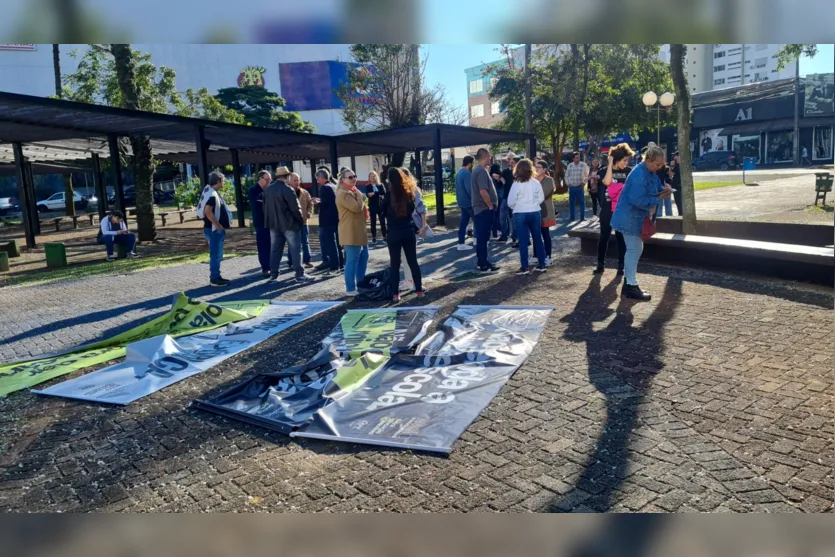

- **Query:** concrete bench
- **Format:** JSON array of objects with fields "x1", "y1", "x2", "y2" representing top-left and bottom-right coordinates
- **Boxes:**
[
  {"x1": 70, "y1": 213, "x2": 97, "y2": 229},
  {"x1": 159, "y1": 209, "x2": 191, "y2": 226},
  {"x1": 42, "y1": 216, "x2": 65, "y2": 231},
  {"x1": 568, "y1": 223, "x2": 834, "y2": 285}
]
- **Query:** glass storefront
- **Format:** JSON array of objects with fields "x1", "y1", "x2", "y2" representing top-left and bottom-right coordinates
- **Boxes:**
[
  {"x1": 766, "y1": 131, "x2": 794, "y2": 163},
  {"x1": 732, "y1": 134, "x2": 761, "y2": 163},
  {"x1": 813, "y1": 126, "x2": 833, "y2": 160}
]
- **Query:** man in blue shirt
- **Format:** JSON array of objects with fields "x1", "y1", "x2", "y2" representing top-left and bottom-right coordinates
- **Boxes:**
[
  {"x1": 248, "y1": 170, "x2": 272, "y2": 277},
  {"x1": 454, "y1": 155, "x2": 475, "y2": 251}
]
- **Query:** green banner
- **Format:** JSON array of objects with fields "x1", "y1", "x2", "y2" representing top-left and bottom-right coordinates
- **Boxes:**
[{"x1": 0, "y1": 293, "x2": 270, "y2": 397}]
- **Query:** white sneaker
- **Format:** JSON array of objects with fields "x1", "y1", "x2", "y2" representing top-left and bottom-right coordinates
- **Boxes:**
[
  {"x1": 456, "y1": 244, "x2": 473, "y2": 251},
  {"x1": 399, "y1": 279, "x2": 414, "y2": 292},
  {"x1": 544, "y1": 257, "x2": 552, "y2": 267}
]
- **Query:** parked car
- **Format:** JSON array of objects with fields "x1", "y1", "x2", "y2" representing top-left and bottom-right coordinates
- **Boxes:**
[
  {"x1": 692, "y1": 150, "x2": 738, "y2": 171},
  {"x1": 119, "y1": 186, "x2": 174, "y2": 207},
  {"x1": 0, "y1": 197, "x2": 20, "y2": 215},
  {"x1": 36, "y1": 191, "x2": 88, "y2": 212}
]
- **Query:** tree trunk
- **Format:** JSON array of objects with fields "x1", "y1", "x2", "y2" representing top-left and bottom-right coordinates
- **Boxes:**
[
  {"x1": 52, "y1": 44, "x2": 62, "y2": 98},
  {"x1": 670, "y1": 44, "x2": 696, "y2": 234},
  {"x1": 111, "y1": 44, "x2": 156, "y2": 242},
  {"x1": 53, "y1": 44, "x2": 76, "y2": 217},
  {"x1": 524, "y1": 44, "x2": 532, "y2": 156},
  {"x1": 63, "y1": 175, "x2": 76, "y2": 216}
]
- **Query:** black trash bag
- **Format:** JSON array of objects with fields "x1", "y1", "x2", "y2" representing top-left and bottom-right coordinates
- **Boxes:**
[{"x1": 356, "y1": 267, "x2": 394, "y2": 301}]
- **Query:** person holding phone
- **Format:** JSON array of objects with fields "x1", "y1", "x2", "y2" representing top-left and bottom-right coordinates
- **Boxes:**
[
  {"x1": 611, "y1": 143, "x2": 672, "y2": 301},
  {"x1": 593, "y1": 143, "x2": 633, "y2": 277}
]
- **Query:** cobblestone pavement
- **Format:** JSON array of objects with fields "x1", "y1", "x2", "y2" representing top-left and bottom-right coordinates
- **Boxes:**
[{"x1": 0, "y1": 227, "x2": 832, "y2": 513}]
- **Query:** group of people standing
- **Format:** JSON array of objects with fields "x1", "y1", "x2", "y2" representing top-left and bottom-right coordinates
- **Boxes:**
[
  {"x1": 456, "y1": 148, "x2": 556, "y2": 275},
  {"x1": 241, "y1": 165, "x2": 426, "y2": 300}
]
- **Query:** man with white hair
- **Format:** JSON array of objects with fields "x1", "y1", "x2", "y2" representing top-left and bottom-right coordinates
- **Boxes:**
[{"x1": 263, "y1": 166, "x2": 314, "y2": 283}]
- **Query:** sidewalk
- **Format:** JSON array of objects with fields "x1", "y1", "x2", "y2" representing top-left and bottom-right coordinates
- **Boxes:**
[{"x1": 0, "y1": 226, "x2": 832, "y2": 512}]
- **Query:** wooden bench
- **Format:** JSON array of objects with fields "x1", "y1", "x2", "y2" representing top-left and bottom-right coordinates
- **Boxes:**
[
  {"x1": 814, "y1": 173, "x2": 833, "y2": 206},
  {"x1": 568, "y1": 223, "x2": 835, "y2": 285},
  {"x1": 70, "y1": 213, "x2": 97, "y2": 229},
  {"x1": 159, "y1": 209, "x2": 191, "y2": 226}
]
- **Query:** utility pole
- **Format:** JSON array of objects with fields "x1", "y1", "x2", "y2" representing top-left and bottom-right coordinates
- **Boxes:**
[
  {"x1": 524, "y1": 44, "x2": 532, "y2": 157},
  {"x1": 793, "y1": 56, "x2": 800, "y2": 166}
]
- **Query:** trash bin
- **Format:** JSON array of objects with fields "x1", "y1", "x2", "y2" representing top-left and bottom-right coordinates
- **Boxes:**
[
  {"x1": 44, "y1": 242, "x2": 67, "y2": 268},
  {"x1": 743, "y1": 157, "x2": 756, "y2": 171}
]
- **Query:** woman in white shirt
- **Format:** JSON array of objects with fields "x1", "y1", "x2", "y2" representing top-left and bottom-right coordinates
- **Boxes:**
[{"x1": 507, "y1": 158, "x2": 547, "y2": 275}]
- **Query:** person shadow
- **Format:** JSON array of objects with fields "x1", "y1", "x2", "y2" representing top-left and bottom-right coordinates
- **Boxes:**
[{"x1": 549, "y1": 273, "x2": 682, "y2": 512}]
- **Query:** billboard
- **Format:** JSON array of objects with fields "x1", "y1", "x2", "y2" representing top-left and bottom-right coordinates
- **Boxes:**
[
  {"x1": 279, "y1": 61, "x2": 378, "y2": 112},
  {"x1": 804, "y1": 73, "x2": 834, "y2": 117}
]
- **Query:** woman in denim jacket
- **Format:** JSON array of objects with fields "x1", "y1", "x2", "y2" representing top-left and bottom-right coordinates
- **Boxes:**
[{"x1": 610, "y1": 143, "x2": 672, "y2": 301}]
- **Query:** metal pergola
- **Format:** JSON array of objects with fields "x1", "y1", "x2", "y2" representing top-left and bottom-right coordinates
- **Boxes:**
[{"x1": 0, "y1": 92, "x2": 534, "y2": 248}]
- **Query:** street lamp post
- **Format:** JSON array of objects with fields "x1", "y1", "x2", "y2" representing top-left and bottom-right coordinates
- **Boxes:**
[{"x1": 643, "y1": 91, "x2": 676, "y2": 146}]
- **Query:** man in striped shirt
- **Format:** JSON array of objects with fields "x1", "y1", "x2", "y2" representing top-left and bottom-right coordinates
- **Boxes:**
[{"x1": 565, "y1": 151, "x2": 589, "y2": 222}]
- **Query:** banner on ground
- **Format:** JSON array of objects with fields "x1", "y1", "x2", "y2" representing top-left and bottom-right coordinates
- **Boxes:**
[
  {"x1": 195, "y1": 307, "x2": 439, "y2": 434},
  {"x1": 34, "y1": 302, "x2": 341, "y2": 405},
  {"x1": 293, "y1": 306, "x2": 553, "y2": 453},
  {"x1": 0, "y1": 293, "x2": 271, "y2": 397},
  {"x1": 321, "y1": 307, "x2": 439, "y2": 358}
]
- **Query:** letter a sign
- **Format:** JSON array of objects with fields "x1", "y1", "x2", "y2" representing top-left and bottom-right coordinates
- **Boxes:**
[{"x1": 735, "y1": 107, "x2": 753, "y2": 121}]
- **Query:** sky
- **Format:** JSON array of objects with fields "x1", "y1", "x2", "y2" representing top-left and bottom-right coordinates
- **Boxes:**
[{"x1": 424, "y1": 44, "x2": 835, "y2": 113}]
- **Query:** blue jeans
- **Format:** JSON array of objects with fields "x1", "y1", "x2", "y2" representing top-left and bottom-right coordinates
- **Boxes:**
[
  {"x1": 622, "y1": 233, "x2": 644, "y2": 286},
  {"x1": 473, "y1": 209, "x2": 494, "y2": 268},
  {"x1": 103, "y1": 232, "x2": 136, "y2": 257},
  {"x1": 569, "y1": 186, "x2": 585, "y2": 221},
  {"x1": 270, "y1": 228, "x2": 303, "y2": 278},
  {"x1": 286, "y1": 225, "x2": 312, "y2": 265},
  {"x1": 657, "y1": 197, "x2": 673, "y2": 217},
  {"x1": 514, "y1": 211, "x2": 546, "y2": 269},
  {"x1": 458, "y1": 206, "x2": 474, "y2": 244},
  {"x1": 344, "y1": 245, "x2": 368, "y2": 292},
  {"x1": 203, "y1": 229, "x2": 225, "y2": 281},
  {"x1": 255, "y1": 227, "x2": 270, "y2": 272},
  {"x1": 319, "y1": 225, "x2": 340, "y2": 270},
  {"x1": 500, "y1": 198, "x2": 515, "y2": 240}
]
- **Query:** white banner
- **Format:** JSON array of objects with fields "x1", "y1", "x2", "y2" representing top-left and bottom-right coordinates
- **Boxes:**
[{"x1": 33, "y1": 302, "x2": 341, "y2": 405}]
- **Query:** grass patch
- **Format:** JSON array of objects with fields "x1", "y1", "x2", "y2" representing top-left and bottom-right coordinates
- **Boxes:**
[
  {"x1": 5, "y1": 250, "x2": 254, "y2": 287},
  {"x1": 422, "y1": 192, "x2": 457, "y2": 211},
  {"x1": 806, "y1": 203, "x2": 834, "y2": 213},
  {"x1": 694, "y1": 181, "x2": 743, "y2": 191}
]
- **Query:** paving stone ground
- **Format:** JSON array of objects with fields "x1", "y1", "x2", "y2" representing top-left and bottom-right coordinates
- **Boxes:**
[{"x1": 0, "y1": 225, "x2": 832, "y2": 513}]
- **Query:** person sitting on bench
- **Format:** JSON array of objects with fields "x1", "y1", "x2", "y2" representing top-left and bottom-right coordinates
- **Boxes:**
[{"x1": 100, "y1": 210, "x2": 137, "y2": 261}]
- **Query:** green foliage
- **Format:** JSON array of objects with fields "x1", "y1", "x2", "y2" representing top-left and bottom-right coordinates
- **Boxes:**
[
  {"x1": 774, "y1": 44, "x2": 817, "y2": 71},
  {"x1": 174, "y1": 176, "x2": 243, "y2": 208},
  {"x1": 215, "y1": 86, "x2": 315, "y2": 132}
]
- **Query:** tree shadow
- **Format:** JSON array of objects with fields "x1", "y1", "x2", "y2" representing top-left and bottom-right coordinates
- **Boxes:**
[{"x1": 549, "y1": 274, "x2": 682, "y2": 512}]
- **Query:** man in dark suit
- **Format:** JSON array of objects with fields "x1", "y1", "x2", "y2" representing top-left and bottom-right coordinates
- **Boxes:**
[{"x1": 263, "y1": 166, "x2": 313, "y2": 283}]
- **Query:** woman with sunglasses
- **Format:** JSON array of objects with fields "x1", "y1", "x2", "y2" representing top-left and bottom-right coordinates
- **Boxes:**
[
  {"x1": 534, "y1": 160, "x2": 556, "y2": 266},
  {"x1": 336, "y1": 168, "x2": 370, "y2": 297}
]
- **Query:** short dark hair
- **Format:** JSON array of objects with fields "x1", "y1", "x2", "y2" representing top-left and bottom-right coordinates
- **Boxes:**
[
  {"x1": 572, "y1": 151, "x2": 580, "y2": 158},
  {"x1": 110, "y1": 210, "x2": 123, "y2": 219},
  {"x1": 513, "y1": 156, "x2": 521, "y2": 163},
  {"x1": 208, "y1": 171, "x2": 224, "y2": 186},
  {"x1": 462, "y1": 155, "x2": 474, "y2": 167},
  {"x1": 476, "y1": 148, "x2": 491, "y2": 161},
  {"x1": 610, "y1": 142, "x2": 635, "y2": 164}
]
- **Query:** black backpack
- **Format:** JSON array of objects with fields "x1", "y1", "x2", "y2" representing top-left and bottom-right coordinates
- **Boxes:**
[{"x1": 356, "y1": 268, "x2": 394, "y2": 301}]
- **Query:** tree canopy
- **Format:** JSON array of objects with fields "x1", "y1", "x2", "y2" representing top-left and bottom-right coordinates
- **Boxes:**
[{"x1": 215, "y1": 86, "x2": 316, "y2": 132}]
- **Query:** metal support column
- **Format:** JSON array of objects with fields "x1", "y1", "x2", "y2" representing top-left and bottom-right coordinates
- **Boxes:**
[
  {"x1": 329, "y1": 140, "x2": 339, "y2": 178},
  {"x1": 433, "y1": 126, "x2": 444, "y2": 226},
  {"x1": 414, "y1": 150, "x2": 422, "y2": 182},
  {"x1": 350, "y1": 156, "x2": 356, "y2": 172},
  {"x1": 108, "y1": 135, "x2": 126, "y2": 214},
  {"x1": 91, "y1": 153, "x2": 106, "y2": 220},
  {"x1": 24, "y1": 162, "x2": 40, "y2": 235},
  {"x1": 230, "y1": 149, "x2": 245, "y2": 227},
  {"x1": 12, "y1": 143, "x2": 36, "y2": 248},
  {"x1": 194, "y1": 125, "x2": 210, "y2": 186},
  {"x1": 530, "y1": 137, "x2": 537, "y2": 159}
]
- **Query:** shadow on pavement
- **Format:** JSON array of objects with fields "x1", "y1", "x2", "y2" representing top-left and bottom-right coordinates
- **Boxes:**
[{"x1": 550, "y1": 274, "x2": 682, "y2": 512}]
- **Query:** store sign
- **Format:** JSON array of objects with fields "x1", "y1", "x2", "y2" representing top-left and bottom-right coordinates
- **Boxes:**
[
  {"x1": 694, "y1": 95, "x2": 793, "y2": 128},
  {"x1": 735, "y1": 107, "x2": 753, "y2": 121},
  {"x1": 0, "y1": 44, "x2": 36, "y2": 51}
]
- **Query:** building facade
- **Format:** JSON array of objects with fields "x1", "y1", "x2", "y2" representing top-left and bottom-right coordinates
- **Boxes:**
[
  {"x1": 685, "y1": 44, "x2": 798, "y2": 94},
  {"x1": 692, "y1": 77, "x2": 834, "y2": 166}
]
